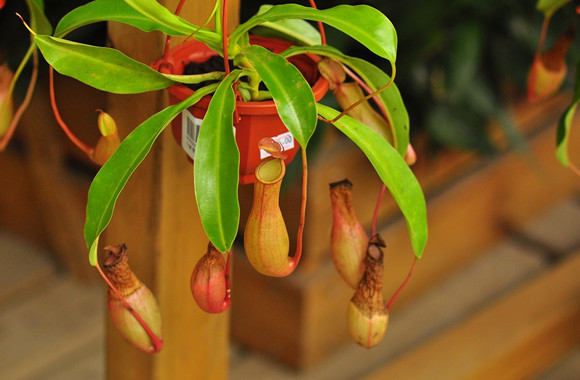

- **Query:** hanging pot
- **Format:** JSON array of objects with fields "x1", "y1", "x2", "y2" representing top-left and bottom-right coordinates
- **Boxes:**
[{"x1": 154, "y1": 35, "x2": 328, "y2": 184}]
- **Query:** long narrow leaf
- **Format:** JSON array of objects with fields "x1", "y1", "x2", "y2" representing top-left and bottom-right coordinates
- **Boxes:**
[
  {"x1": 1, "y1": 1, "x2": 49, "y2": 126},
  {"x1": 536, "y1": 0, "x2": 570, "y2": 16},
  {"x1": 194, "y1": 72, "x2": 241, "y2": 253},
  {"x1": 555, "y1": 103, "x2": 577, "y2": 166},
  {"x1": 242, "y1": 45, "x2": 317, "y2": 147},
  {"x1": 317, "y1": 103, "x2": 427, "y2": 258},
  {"x1": 124, "y1": 0, "x2": 221, "y2": 50},
  {"x1": 339, "y1": 56, "x2": 408, "y2": 156},
  {"x1": 85, "y1": 85, "x2": 218, "y2": 265},
  {"x1": 232, "y1": 4, "x2": 397, "y2": 62},
  {"x1": 55, "y1": 0, "x2": 188, "y2": 37},
  {"x1": 34, "y1": 35, "x2": 175, "y2": 93},
  {"x1": 30, "y1": 0, "x2": 44, "y2": 10},
  {"x1": 249, "y1": 4, "x2": 321, "y2": 46},
  {"x1": 556, "y1": 61, "x2": 580, "y2": 166},
  {"x1": 161, "y1": 71, "x2": 225, "y2": 84},
  {"x1": 26, "y1": 0, "x2": 52, "y2": 35},
  {"x1": 283, "y1": 45, "x2": 409, "y2": 156}
]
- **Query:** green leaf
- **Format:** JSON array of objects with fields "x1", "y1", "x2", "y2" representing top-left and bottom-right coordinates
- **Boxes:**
[
  {"x1": 30, "y1": 0, "x2": 44, "y2": 10},
  {"x1": 249, "y1": 4, "x2": 321, "y2": 46},
  {"x1": 3, "y1": 0, "x2": 50, "y2": 124},
  {"x1": 536, "y1": 0, "x2": 571, "y2": 17},
  {"x1": 194, "y1": 72, "x2": 241, "y2": 253},
  {"x1": 161, "y1": 71, "x2": 225, "y2": 84},
  {"x1": 55, "y1": 0, "x2": 191, "y2": 37},
  {"x1": 34, "y1": 35, "x2": 175, "y2": 93},
  {"x1": 427, "y1": 104, "x2": 494, "y2": 153},
  {"x1": 447, "y1": 23, "x2": 483, "y2": 102},
  {"x1": 282, "y1": 45, "x2": 409, "y2": 156},
  {"x1": 26, "y1": 0, "x2": 52, "y2": 35},
  {"x1": 556, "y1": 103, "x2": 577, "y2": 167},
  {"x1": 242, "y1": 45, "x2": 317, "y2": 147},
  {"x1": 124, "y1": 0, "x2": 221, "y2": 50},
  {"x1": 339, "y1": 56, "x2": 408, "y2": 157},
  {"x1": 232, "y1": 4, "x2": 397, "y2": 62},
  {"x1": 556, "y1": 60, "x2": 580, "y2": 166},
  {"x1": 85, "y1": 84, "x2": 218, "y2": 266},
  {"x1": 317, "y1": 104, "x2": 427, "y2": 258}
]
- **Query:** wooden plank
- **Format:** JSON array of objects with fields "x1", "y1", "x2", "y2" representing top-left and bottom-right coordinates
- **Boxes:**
[
  {"x1": 231, "y1": 250, "x2": 304, "y2": 366},
  {"x1": 16, "y1": 78, "x2": 98, "y2": 280},
  {"x1": 362, "y1": 252, "x2": 580, "y2": 380},
  {"x1": 0, "y1": 148, "x2": 47, "y2": 250},
  {"x1": 520, "y1": 197, "x2": 580, "y2": 254},
  {"x1": 302, "y1": 240, "x2": 546, "y2": 380},
  {"x1": 534, "y1": 347, "x2": 580, "y2": 380},
  {"x1": 0, "y1": 230, "x2": 56, "y2": 307},
  {"x1": 0, "y1": 277, "x2": 104, "y2": 380},
  {"x1": 102, "y1": 1, "x2": 239, "y2": 379},
  {"x1": 231, "y1": 239, "x2": 546, "y2": 379},
  {"x1": 379, "y1": 118, "x2": 580, "y2": 308},
  {"x1": 0, "y1": 67, "x2": 110, "y2": 280},
  {"x1": 38, "y1": 339, "x2": 104, "y2": 380}
]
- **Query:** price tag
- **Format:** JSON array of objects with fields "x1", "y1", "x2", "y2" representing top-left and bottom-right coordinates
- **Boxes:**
[
  {"x1": 181, "y1": 109, "x2": 201, "y2": 160},
  {"x1": 181, "y1": 109, "x2": 236, "y2": 160}
]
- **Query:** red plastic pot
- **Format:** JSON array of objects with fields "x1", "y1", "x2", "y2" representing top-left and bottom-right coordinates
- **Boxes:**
[{"x1": 155, "y1": 35, "x2": 328, "y2": 184}]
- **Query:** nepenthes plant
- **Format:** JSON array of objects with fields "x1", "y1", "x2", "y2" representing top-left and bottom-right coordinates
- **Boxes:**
[{"x1": 1, "y1": 0, "x2": 428, "y2": 351}]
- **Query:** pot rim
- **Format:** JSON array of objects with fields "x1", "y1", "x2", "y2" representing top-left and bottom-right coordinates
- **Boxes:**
[{"x1": 155, "y1": 35, "x2": 329, "y2": 114}]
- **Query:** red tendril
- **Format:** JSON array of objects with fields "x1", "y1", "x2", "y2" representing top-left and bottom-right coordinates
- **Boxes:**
[{"x1": 49, "y1": 67, "x2": 93, "y2": 157}]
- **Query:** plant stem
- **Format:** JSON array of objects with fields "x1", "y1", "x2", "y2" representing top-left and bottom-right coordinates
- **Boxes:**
[
  {"x1": 371, "y1": 183, "x2": 386, "y2": 236},
  {"x1": 163, "y1": 0, "x2": 217, "y2": 61},
  {"x1": 162, "y1": 0, "x2": 187, "y2": 60},
  {"x1": 308, "y1": 0, "x2": 326, "y2": 45},
  {"x1": 222, "y1": 0, "x2": 230, "y2": 76},
  {"x1": 174, "y1": 0, "x2": 187, "y2": 16},
  {"x1": 341, "y1": 65, "x2": 381, "y2": 109},
  {"x1": 163, "y1": 71, "x2": 225, "y2": 84},
  {"x1": 568, "y1": 162, "x2": 580, "y2": 179},
  {"x1": 536, "y1": 15, "x2": 551, "y2": 58},
  {"x1": 527, "y1": 15, "x2": 551, "y2": 100},
  {"x1": 95, "y1": 261, "x2": 163, "y2": 352},
  {"x1": 0, "y1": 45, "x2": 38, "y2": 151},
  {"x1": 386, "y1": 258, "x2": 418, "y2": 310},
  {"x1": 219, "y1": 0, "x2": 243, "y2": 122},
  {"x1": 289, "y1": 148, "x2": 308, "y2": 269},
  {"x1": 329, "y1": 62, "x2": 396, "y2": 124},
  {"x1": 224, "y1": 250, "x2": 232, "y2": 301},
  {"x1": 341, "y1": 63, "x2": 398, "y2": 151},
  {"x1": 49, "y1": 67, "x2": 93, "y2": 157}
]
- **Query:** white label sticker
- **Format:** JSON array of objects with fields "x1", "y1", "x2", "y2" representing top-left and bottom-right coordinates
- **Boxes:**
[
  {"x1": 260, "y1": 131, "x2": 295, "y2": 159},
  {"x1": 181, "y1": 109, "x2": 201, "y2": 160},
  {"x1": 181, "y1": 110, "x2": 236, "y2": 160}
]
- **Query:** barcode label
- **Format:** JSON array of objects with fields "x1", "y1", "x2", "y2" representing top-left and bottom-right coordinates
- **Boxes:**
[
  {"x1": 260, "y1": 131, "x2": 295, "y2": 159},
  {"x1": 181, "y1": 109, "x2": 201, "y2": 160},
  {"x1": 182, "y1": 109, "x2": 288, "y2": 160}
]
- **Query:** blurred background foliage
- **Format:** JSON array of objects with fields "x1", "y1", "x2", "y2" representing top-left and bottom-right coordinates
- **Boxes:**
[
  {"x1": 0, "y1": 0, "x2": 105, "y2": 96},
  {"x1": 244, "y1": 0, "x2": 580, "y2": 154}
]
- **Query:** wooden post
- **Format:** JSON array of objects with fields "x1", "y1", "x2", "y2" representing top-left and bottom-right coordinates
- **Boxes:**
[{"x1": 103, "y1": 1, "x2": 239, "y2": 379}]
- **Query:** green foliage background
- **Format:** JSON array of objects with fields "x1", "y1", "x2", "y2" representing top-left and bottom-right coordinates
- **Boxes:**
[{"x1": 244, "y1": 0, "x2": 580, "y2": 153}]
